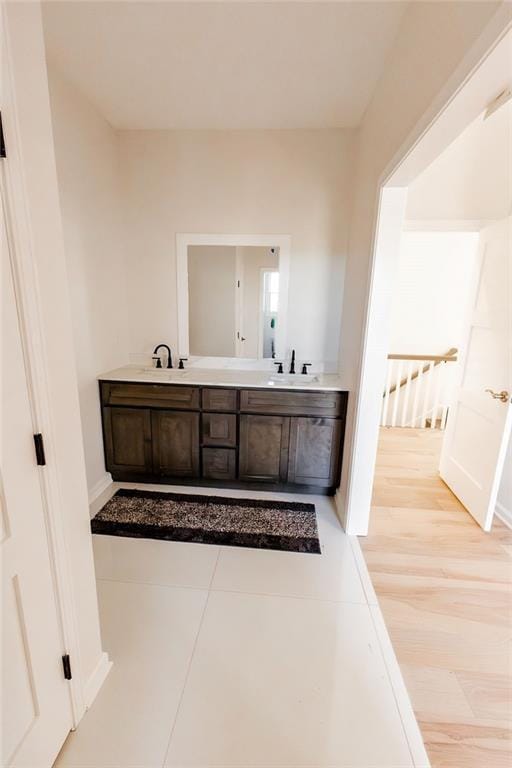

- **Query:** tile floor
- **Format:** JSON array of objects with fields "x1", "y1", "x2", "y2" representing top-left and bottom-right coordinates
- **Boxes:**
[{"x1": 54, "y1": 483, "x2": 428, "y2": 768}]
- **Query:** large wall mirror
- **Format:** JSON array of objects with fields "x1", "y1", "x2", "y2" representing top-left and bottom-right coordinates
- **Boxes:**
[{"x1": 177, "y1": 234, "x2": 290, "y2": 360}]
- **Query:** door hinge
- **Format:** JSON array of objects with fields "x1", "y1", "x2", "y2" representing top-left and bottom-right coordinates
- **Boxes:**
[
  {"x1": 0, "y1": 112, "x2": 5, "y2": 158},
  {"x1": 62, "y1": 654, "x2": 72, "y2": 680},
  {"x1": 33, "y1": 433, "x2": 46, "y2": 466}
]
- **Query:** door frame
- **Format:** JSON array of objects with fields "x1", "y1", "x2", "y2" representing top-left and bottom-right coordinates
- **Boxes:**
[
  {"x1": 257, "y1": 267, "x2": 280, "y2": 360},
  {"x1": 1, "y1": 2, "x2": 109, "y2": 727},
  {"x1": 0, "y1": 77, "x2": 82, "y2": 728},
  {"x1": 343, "y1": 17, "x2": 512, "y2": 534}
]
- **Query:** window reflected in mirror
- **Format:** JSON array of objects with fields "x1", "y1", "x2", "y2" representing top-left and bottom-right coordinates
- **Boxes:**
[{"x1": 187, "y1": 245, "x2": 280, "y2": 358}]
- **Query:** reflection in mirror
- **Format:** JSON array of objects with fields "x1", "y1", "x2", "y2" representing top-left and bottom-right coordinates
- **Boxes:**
[{"x1": 187, "y1": 245, "x2": 280, "y2": 358}]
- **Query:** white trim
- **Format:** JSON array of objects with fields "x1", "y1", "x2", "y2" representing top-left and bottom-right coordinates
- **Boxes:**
[
  {"x1": 496, "y1": 501, "x2": 512, "y2": 529},
  {"x1": 83, "y1": 652, "x2": 112, "y2": 711},
  {"x1": 176, "y1": 233, "x2": 291, "y2": 361},
  {"x1": 350, "y1": 539, "x2": 431, "y2": 768},
  {"x1": 88, "y1": 472, "x2": 113, "y2": 506}
]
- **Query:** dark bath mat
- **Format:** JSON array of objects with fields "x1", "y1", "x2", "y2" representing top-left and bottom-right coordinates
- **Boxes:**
[{"x1": 91, "y1": 488, "x2": 321, "y2": 554}]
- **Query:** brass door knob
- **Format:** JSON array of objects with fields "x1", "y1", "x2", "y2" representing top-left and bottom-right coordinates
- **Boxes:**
[{"x1": 485, "y1": 389, "x2": 510, "y2": 403}]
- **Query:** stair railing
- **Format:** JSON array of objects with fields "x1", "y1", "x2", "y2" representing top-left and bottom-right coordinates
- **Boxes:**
[{"x1": 381, "y1": 348, "x2": 458, "y2": 429}]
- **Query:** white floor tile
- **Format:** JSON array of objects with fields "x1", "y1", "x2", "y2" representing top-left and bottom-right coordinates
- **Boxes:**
[
  {"x1": 212, "y1": 539, "x2": 366, "y2": 603},
  {"x1": 93, "y1": 534, "x2": 220, "y2": 589},
  {"x1": 164, "y1": 590, "x2": 414, "y2": 767},
  {"x1": 55, "y1": 580, "x2": 207, "y2": 768},
  {"x1": 59, "y1": 485, "x2": 423, "y2": 767}
]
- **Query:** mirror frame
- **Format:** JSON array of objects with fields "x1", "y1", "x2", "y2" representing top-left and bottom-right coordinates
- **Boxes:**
[{"x1": 176, "y1": 233, "x2": 291, "y2": 361}]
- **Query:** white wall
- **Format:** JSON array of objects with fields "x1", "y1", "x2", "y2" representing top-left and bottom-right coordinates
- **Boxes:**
[
  {"x1": 48, "y1": 66, "x2": 130, "y2": 498},
  {"x1": 188, "y1": 245, "x2": 236, "y2": 357},
  {"x1": 119, "y1": 129, "x2": 355, "y2": 368},
  {"x1": 389, "y1": 231, "x2": 479, "y2": 355}
]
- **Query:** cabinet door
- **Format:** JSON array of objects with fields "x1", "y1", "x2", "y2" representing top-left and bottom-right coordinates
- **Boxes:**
[
  {"x1": 103, "y1": 407, "x2": 152, "y2": 475},
  {"x1": 151, "y1": 410, "x2": 200, "y2": 478},
  {"x1": 239, "y1": 415, "x2": 289, "y2": 483},
  {"x1": 202, "y1": 448, "x2": 236, "y2": 481},
  {"x1": 202, "y1": 412, "x2": 237, "y2": 447},
  {"x1": 288, "y1": 417, "x2": 342, "y2": 488}
]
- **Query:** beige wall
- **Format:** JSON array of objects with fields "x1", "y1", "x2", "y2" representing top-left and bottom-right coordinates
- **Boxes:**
[
  {"x1": 188, "y1": 245, "x2": 236, "y2": 356},
  {"x1": 48, "y1": 65, "x2": 130, "y2": 497},
  {"x1": 119, "y1": 129, "x2": 355, "y2": 367}
]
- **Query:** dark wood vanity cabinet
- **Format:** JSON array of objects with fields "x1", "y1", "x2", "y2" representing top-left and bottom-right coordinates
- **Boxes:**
[
  {"x1": 288, "y1": 417, "x2": 342, "y2": 488},
  {"x1": 100, "y1": 381, "x2": 347, "y2": 494},
  {"x1": 151, "y1": 410, "x2": 200, "y2": 478},
  {"x1": 103, "y1": 407, "x2": 153, "y2": 475},
  {"x1": 239, "y1": 415, "x2": 290, "y2": 483}
]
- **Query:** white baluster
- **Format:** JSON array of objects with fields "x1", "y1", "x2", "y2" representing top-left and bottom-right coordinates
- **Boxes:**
[
  {"x1": 421, "y1": 361, "x2": 434, "y2": 428},
  {"x1": 401, "y1": 360, "x2": 413, "y2": 427},
  {"x1": 411, "y1": 362, "x2": 423, "y2": 428},
  {"x1": 382, "y1": 359, "x2": 393, "y2": 426},
  {"x1": 430, "y1": 361, "x2": 443, "y2": 429},
  {"x1": 391, "y1": 360, "x2": 403, "y2": 427}
]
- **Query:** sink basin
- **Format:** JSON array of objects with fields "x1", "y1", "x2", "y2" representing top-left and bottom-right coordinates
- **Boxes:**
[
  {"x1": 136, "y1": 367, "x2": 189, "y2": 379},
  {"x1": 267, "y1": 374, "x2": 318, "y2": 385}
]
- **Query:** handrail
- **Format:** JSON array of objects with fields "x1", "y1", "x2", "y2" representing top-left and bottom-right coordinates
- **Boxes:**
[
  {"x1": 386, "y1": 348, "x2": 458, "y2": 397},
  {"x1": 388, "y1": 349, "x2": 458, "y2": 363}
]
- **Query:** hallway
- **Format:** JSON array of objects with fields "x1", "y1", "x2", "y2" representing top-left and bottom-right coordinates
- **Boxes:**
[{"x1": 362, "y1": 427, "x2": 512, "y2": 767}]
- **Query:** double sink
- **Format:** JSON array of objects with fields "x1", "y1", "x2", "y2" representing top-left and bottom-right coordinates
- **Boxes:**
[{"x1": 136, "y1": 367, "x2": 319, "y2": 386}]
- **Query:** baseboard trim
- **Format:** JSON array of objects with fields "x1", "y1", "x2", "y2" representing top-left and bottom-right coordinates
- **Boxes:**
[
  {"x1": 83, "y1": 651, "x2": 112, "y2": 711},
  {"x1": 350, "y1": 537, "x2": 431, "y2": 768},
  {"x1": 89, "y1": 472, "x2": 113, "y2": 505},
  {"x1": 496, "y1": 501, "x2": 512, "y2": 529}
]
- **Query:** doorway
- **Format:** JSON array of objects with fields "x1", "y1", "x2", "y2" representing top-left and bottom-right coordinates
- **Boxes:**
[{"x1": 346, "y1": 29, "x2": 512, "y2": 537}]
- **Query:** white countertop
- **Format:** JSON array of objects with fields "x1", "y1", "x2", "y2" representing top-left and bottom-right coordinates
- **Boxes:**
[{"x1": 98, "y1": 365, "x2": 349, "y2": 392}]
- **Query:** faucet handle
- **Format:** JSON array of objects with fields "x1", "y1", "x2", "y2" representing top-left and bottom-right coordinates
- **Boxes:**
[
  {"x1": 301, "y1": 363, "x2": 312, "y2": 375},
  {"x1": 273, "y1": 361, "x2": 284, "y2": 374},
  {"x1": 152, "y1": 355, "x2": 162, "y2": 369},
  {"x1": 178, "y1": 358, "x2": 188, "y2": 370}
]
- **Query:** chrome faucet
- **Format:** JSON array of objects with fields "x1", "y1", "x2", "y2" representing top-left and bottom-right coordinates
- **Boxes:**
[{"x1": 153, "y1": 344, "x2": 173, "y2": 369}]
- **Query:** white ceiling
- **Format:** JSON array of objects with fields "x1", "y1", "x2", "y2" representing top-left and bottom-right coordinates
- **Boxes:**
[
  {"x1": 407, "y1": 99, "x2": 512, "y2": 222},
  {"x1": 42, "y1": 1, "x2": 407, "y2": 130}
]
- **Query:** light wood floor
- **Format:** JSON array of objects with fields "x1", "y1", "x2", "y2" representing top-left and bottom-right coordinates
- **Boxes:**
[{"x1": 361, "y1": 427, "x2": 512, "y2": 768}]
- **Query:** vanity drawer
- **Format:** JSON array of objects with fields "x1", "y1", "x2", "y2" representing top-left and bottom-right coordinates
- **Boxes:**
[
  {"x1": 202, "y1": 413, "x2": 237, "y2": 447},
  {"x1": 202, "y1": 388, "x2": 238, "y2": 412},
  {"x1": 101, "y1": 382, "x2": 200, "y2": 410},
  {"x1": 240, "y1": 388, "x2": 345, "y2": 418},
  {"x1": 202, "y1": 448, "x2": 236, "y2": 481}
]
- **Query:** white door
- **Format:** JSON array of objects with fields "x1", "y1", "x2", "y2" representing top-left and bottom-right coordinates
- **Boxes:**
[
  {"x1": 1, "y1": 196, "x2": 72, "y2": 765},
  {"x1": 440, "y1": 217, "x2": 512, "y2": 531}
]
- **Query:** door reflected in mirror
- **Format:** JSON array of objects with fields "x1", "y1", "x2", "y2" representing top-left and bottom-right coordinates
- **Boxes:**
[{"x1": 187, "y1": 245, "x2": 280, "y2": 358}]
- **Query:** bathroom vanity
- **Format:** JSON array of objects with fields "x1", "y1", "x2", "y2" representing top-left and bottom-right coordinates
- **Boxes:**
[{"x1": 99, "y1": 368, "x2": 348, "y2": 495}]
